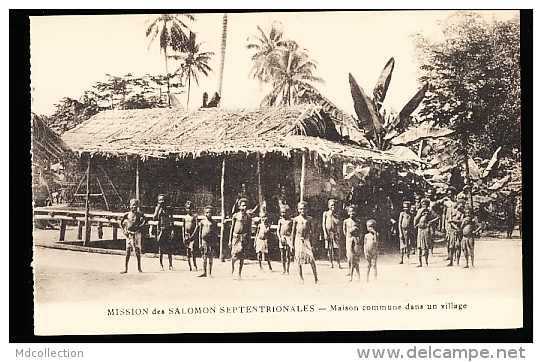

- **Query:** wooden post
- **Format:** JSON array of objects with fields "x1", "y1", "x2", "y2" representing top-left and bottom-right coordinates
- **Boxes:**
[
  {"x1": 97, "y1": 222, "x2": 103, "y2": 239},
  {"x1": 256, "y1": 153, "x2": 263, "y2": 207},
  {"x1": 112, "y1": 223, "x2": 118, "y2": 241},
  {"x1": 59, "y1": 220, "x2": 67, "y2": 241},
  {"x1": 300, "y1": 151, "x2": 307, "y2": 202},
  {"x1": 219, "y1": 157, "x2": 226, "y2": 262},
  {"x1": 77, "y1": 221, "x2": 83, "y2": 240},
  {"x1": 135, "y1": 157, "x2": 140, "y2": 201},
  {"x1": 84, "y1": 155, "x2": 91, "y2": 245}
]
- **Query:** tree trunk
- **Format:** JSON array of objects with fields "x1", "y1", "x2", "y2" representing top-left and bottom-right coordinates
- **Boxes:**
[
  {"x1": 187, "y1": 75, "x2": 191, "y2": 109},
  {"x1": 165, "y1": 49, "x2": 170, "y2": 106},
  {"x1": 218, "y1": 13, "x2": 228, "y2": 102}
]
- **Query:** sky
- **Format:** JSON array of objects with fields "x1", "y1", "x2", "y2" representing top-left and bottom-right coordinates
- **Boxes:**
[{"x1": 30, "y1": 10, "x2": 518, "y2": 117}]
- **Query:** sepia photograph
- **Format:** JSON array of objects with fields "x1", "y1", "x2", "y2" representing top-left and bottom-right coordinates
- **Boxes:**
[{"x1": 29, "y1": 10, "x2": 524, "y2": 336}]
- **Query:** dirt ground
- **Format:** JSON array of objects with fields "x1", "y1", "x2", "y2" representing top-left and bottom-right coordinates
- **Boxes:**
[{"x1": 33, "y1": 233, "x2": 523, "y2": 305}]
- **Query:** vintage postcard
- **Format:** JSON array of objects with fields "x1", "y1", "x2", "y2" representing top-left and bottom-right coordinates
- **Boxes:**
[{"x1": 31, "y1": 11, "x2": 523, "y2": 335}]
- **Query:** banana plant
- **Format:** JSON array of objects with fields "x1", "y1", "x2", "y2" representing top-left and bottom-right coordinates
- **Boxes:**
[{"x1": 349, "y1": 58, "x2": 453, "y2": 159}]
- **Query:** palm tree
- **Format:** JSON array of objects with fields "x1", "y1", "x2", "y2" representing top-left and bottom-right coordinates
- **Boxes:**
[
  {"x1": 260, "y1": 42, "x2": 324, "y2": 107},
  {"x1": 170, "y1": 32, "x2": 214, "y2": 109},
  {"x1": 247, "y1": 21, "x2": 292, "y2": 85},
  {"x1": 145, "y1": 14, "x2": 195, "y2": 105}
]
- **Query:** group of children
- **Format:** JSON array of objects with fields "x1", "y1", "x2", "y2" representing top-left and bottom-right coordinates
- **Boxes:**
[
  {"x1": 397, "y1": 194, "x2": 482, "y2": 269},
  {"x1": 119, "y1": 189, "x2": 481, "y2": 281},
  {"x1": 120, "y1": 196, "x2": 220, "y2": 277}
]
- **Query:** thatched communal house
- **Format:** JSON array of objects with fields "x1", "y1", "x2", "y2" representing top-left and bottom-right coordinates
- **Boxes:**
[{"x1": 62, "y1": 105, "x2": 413, "y2": 215}]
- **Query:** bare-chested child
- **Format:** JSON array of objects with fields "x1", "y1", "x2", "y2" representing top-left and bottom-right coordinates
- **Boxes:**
[
  {"x1": 153, "y1": 194, "x2": 175, "y2": 271},
  {"x1": 446, "y1": 202, "x2": 464, "y2": 266},
  {"x1": 344, "y1": 205, "x2": 363, "y2": 282},
  {"x1": 322, "y1": 199, "x2": 342, "y2": 269},
  {"x1": 277, "y1": 205, "x2": 293, "y2": 274},
  {"x1": 414, "y1": 199, "x2": 439, "y2": 267},
  {"x1": 292, "y1": 201, "x2": 319, "y2": 284},
  {"x1": 398, "y1": 201, "x2": 414, "y2": 264},
  {"x1": 255, "y1": 212, "x2": 273, "y2": 271},
  {"x1": 229, "y1": 198, "x2": 251, "y2": 280},
  {"x1": 183, "y1": 201, "x2": 198, "y2": 271},
  {"x1": 364, "y1": 219, "x2": 379, "y2": 282},
  {"x1": 198, "y1": 205, "x2": 219, "y2": 277},
  {"x1": 120, "y1": 199, "x2": 146, "y2": 274},
  {"x1": 460, "y1": 208, "x2": 482, "y2": 268}
]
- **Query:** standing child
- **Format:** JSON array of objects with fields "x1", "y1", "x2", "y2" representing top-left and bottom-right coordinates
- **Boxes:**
[
  {"x1": 364, "y1": 219, "x2": 379, "y2": 282},
  {"x1": 277, "y1": 205, "x2": 293, "y2": 274},
  {"x1": 120, "y1": 199, "x2": 146, "y2": 274},
  {"x1": 344, "y1": 205, "x2": 363, "y2": 282},
  {"x1": 255, "y1": 212, "x2": 273, "y2": 271},
  {"x1": 398, "y1": 201, "x2": 414, "y2": 264},
  {"x1": 322, "y1": 199, "x2": 342, "y2": 268},
  {"x1": 414, "y1": 199, "x2": 439, "y2": 267},
  {"x1": 460, "y1": 208, "x2": 482, "y2": 268},
  {"x1": 291, "y1": 201, "x2": 319, "y2": 284},
  {"x1": 229, "y1": 198, "x2": 251, "y2": 280},
  {"x1": 198, "y1": 205, "x2": 219, "y2": 277},
  {"x1": 153, "y1": 194, "x2": 175, "y2": 271},
  {"x1": 446, "y1": 203, "x2": 464, "y2": 266},
  {"x1": 183, "y1": 201, "x2": 198, "y2": 271}
]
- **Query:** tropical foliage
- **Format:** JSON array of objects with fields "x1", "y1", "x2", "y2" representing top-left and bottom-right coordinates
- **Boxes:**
[
  {"x1": 169, "y1": 32, "x2": 214, "y2": 108},
  {"x1": 146, "y1": 14, "x2": 195, "y2": 103},
  {"x1": 348, "y1": 58, "x2": 453, "y2": 156},
  {"x1": 247, "y1": 22, "x2": 329, "y2": 109},
  {"x1": 412, "y1": 11, "x2": 521, "y2": 159}
]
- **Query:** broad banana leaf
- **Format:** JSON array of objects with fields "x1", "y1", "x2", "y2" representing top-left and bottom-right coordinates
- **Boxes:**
[
  {"x1": 423, "y1": 168, "x2": 441, "y2": 176},
  {"x1": 297, "y1": 86, "x2": 371, "y2": 147},
  {"x1": 349, "y1": 73, "x2": 384, "y2": 135},
  {"x1": 428, "y1": 181, "x2": 450, "y2": 190},
  {"x1": 389, "y1": 83, "x2": 429, "y2": 130},
  {"x1": 467, "y1": 157, "x2": 482, "y2": 180},
  {"x1": 372, "y1": 57, "x2": 395, "y2": 111},
  {"x1": 386, "y1": 146, "x2": 421, "y2": 162},
  {"x1": 482, "y1": 146, "x2": 502, "y2": 178},
  {"x1": 391, "y1": 123, "x2": 454, "y2": 146},
  {"x1": 473, "y1": 195, "x2": 495, "y2": 204},
  {"x1": 488, "y1": 175, "x2": 510, "y2": 190}
]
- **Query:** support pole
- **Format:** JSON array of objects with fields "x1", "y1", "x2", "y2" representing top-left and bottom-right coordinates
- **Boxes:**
[
  {"x1": 257, "y1": 153, "x2": 263, "y2": 208},
  {"x1": 219, "y1": 157, "x2": 226, "y2": 262},
  {"x1": 300, "y1": 151, "x2": 307, "y2": 202},
  {"x1": 59, "y1": 220, "x2": 67, "y2": 241},
  {"x1": 112, "y1": 223, "x2": 118, "y2": 241},
  {"x1": 84, "y1": 155, "x2": 91, "y2": 245},
  {"x1": 77, "y1": 221, "x2": 83, "y2": 240},
  {"x1": 135, "y1": 157, "x2": 140, "y2": 201}
]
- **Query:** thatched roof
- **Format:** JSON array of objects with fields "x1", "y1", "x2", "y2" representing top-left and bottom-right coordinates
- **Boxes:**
[
  {"x1": 32, "y1": 114, "x2": 72, "y2": 163},
  {"x1": 62, "y1": 105, "x2": 413, "y2": 165}
]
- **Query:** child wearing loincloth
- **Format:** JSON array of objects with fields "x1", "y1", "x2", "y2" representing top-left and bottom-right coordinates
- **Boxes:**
[
  {"x1": 153, "y1": 194, "x2": 175, "y2": 271},
  {"x1": 344, "y1": 205, "x2": 363, "y2": 282},
  {"x1": 255, "y1": 212, "x2": 273, "y2": 271},
  {"x1": 198, "y1": 205, "x2": 219, "y2": 277},
  {"x1": 291, "y1": 201, "x2": 319, "y2": 284},
  {"x1": 398, "y1": 201, "x2": 414, "y2": 264},
  {"x1": 364, "y1": 219, "x2": 379, "y2": 282},
  {"x1": 228, "y1": 198, "x2": 251, "y2": 280},
  {"x1": 120, "y1": 199, "x2": 146, "y2": 274},
  {"x1": 414, "y1": 199, "x2": 439, "y2": 267},
  {"x1": 277, "y1": 205, "x2": 293, "y2": 274},
  {"x1": 460, "y1": 208, "x2": 481, "y2": 268},
  {"x1": 322, "y1": 199, "x2": 342, "y2": 268},
  {"x1": 182, "y1": 201, "x2": 199, "y2": 271},
  {"x1": 446, "y1": 202, "x2": 464, "y2": 266}
]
